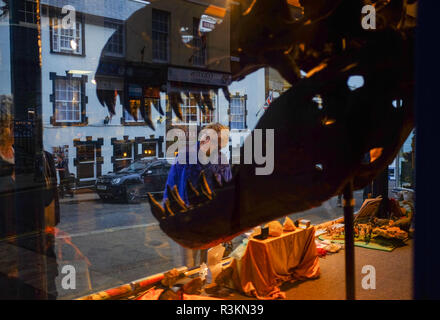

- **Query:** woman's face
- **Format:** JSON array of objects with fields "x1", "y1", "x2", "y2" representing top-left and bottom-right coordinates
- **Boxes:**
[{"x1": 200, "y1": 129, "x2": 229, "y2": 151}]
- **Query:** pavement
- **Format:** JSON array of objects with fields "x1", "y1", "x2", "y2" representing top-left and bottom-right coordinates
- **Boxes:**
[{"x1": 58, "y1": 189, "x2": 99, "y2": 204}]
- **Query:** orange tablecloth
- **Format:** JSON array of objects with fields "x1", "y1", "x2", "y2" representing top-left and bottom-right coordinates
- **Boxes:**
[{"x1": 230, "y1": 227, "x2": 320, "y2": 299}]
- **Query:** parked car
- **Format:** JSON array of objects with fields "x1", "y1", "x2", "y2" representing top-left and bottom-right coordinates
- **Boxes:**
[{"x1": 95, "y1": 158, "x2": 172, "y2": 203}]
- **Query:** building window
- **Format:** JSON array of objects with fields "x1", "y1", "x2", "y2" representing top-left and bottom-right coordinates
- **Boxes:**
[
  {"x1": 142, "y1": 142, "x2": 157, "y2": 158},
  {"x1": 230, "y1": 95, "x2": 247, "y2": 130},
  {"x1": 103, "y1": 19, "x2": 125, "y2": 57},
  {"x1": 50, "y1": 14, "x2": 84, "y2": 55},
  {"x1": 54, "y1": 77, "x2": 80, "y2": 122},
  {"x1": 50, "y1": 73, "x2": 87, "y2": 126},
  {"x1": 200, "y1": 108, "x2": 214, "y2": 126},
  {"x1": 124, "y1": 99, "x2": 151, "y2": 124},
  {"x1": 113, "y1": 142, "x2": 133, "y2": 171},
  {"x1": 192, "y1": 18, "x2": 207, "y2": 66},
  {"x1": 173, "y1": 94, "x2": 216, "y2": 125},
  {"x1": 124, "y1": 99, "x2": 142, "y2": 122},
  {"x1": 152, "y1": 9, "x2": 170, "y2": 62},
  {"x1": 182, "y1": 98, "x2": 199, "y2": 124},
  {"x1": 17, "y1": 0, "x2": 38, "y2": 24}
]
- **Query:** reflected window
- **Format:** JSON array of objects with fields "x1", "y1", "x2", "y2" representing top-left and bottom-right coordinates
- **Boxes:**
[
  {"x1": 18, "y1": 0, "x2": 38, "y2": 24},
  {"x1": 50, "y1": 13, "x2": 84, "y2": 55},
  {"x1": 180, "y1": 97, "x2": 198, "y2": 124},
  {"x1": 152, "y1": 9, "x2": 170, "y2": 62},
  {"x1": 229, "y1": 95, "x2": 246, "y2": 130},
  {"x1": 53, "y1": 76, "x2": 83, "y2": 123},
  {"x1": 124, "y1": 99, "x2": 142, "y2": 122},
  {"x1": 192, "y1": 18, "x2": 207, "y2": 66},
  {"x1": 200, "y1": 108, "x2": 215, "y2": 126},
  {"x1": 104, "y1": 19, "x2": 125, "y2": 57},
  {"x1": 113, "y1": 142, "x2": 133, "y2": 171},
  {"x1": 142, "y1": 142, "x2": 157, "y2": 157}
]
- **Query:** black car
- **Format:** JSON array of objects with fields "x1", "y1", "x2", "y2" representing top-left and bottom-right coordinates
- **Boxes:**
[{"x1": 95, "y1": 158, "x2": 172, "y2": 203}]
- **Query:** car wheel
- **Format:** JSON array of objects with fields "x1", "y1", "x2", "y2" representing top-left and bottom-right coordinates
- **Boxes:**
[{"x1": 125, "y1": 186, "x2": 140, "y2": 204}]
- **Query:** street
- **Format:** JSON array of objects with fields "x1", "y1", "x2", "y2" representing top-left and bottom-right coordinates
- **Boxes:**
[{"x1": 54, "y1": 190, "x2": 364, "y2": 299}]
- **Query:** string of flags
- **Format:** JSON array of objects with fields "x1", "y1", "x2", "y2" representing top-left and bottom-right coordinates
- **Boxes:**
[{"x1": 263, "y1": 90, "x2": 273, "y2": 110}]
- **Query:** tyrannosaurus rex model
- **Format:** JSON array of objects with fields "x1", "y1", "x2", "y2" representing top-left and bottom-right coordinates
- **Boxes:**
[{"x1": 97, "y1": 0, "x2": 416, "y2": 249}]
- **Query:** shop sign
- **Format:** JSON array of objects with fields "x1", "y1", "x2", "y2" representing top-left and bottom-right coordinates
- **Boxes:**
[
  {"x1": 168, "y1": 67, "x2": 231, "y2": 86},
  {"x1": 199, "y1": 15, "x2": 220, "y2": 33},
  {"x1": 96, "y1": 79, "x2": 124, "y2": 91}
]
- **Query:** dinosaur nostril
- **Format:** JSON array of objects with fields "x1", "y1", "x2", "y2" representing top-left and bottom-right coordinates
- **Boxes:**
[
  {"x1": 312, "y1": 94, "x2": 323, "y2": 110},
  {"x1": 347, "y1": 75, "x2": 365, "y2": 91},
  {"x1": 392, "y1": 99, "x2": 403, "y2": 108}
]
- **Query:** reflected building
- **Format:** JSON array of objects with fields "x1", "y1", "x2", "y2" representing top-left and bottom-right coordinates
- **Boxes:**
[{"x1": 38, "y1": 0, "x2": 295, "y2": 184}]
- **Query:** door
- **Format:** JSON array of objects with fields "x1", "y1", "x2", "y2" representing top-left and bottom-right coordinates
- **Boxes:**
[{"x1": 76, "y1": 144, "x2": 96, "y2": 184}]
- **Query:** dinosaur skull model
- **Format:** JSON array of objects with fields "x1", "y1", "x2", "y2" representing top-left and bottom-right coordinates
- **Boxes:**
[{"x1": 96, "y1": 0, "x2": 416, "y2": 249}]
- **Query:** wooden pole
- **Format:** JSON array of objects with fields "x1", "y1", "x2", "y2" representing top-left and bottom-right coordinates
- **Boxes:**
[{"x1": 343, "y1": 180, "x2": 355, "y2": 300}]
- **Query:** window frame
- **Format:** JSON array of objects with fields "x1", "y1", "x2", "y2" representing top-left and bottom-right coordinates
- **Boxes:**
[
  {"x1": 229, "y1": 94, "x2": 247, "y2": 130},
  {"x1": 49, "y1": 9, "x2": 85, "y2": 57},
  {"x1": 152, "y1": 9, "x2": 170, "y2": 63},
  {"x1": 50, "y1": 72, "x2": 88, "y2": 126},
  {"x1": 17, "y1": 0, "x2": 38, "y2": 25},
  {"x1": 103, "y1": 18, "x2": 126, "y2": 58},
  {"x1": 192, "y1": 18, "x2": 207, "y2": 66},
  {"x1": 172, "y1": 94, "x2": 217, "y2": 126}
]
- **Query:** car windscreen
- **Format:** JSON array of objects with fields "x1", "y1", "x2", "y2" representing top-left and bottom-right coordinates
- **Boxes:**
[{"x1": 119, "y1": 161, "x2": 148, "y2": 172}]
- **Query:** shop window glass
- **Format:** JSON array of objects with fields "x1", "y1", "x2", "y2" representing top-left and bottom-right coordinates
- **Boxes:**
[{"x1": 54, "y1": 77, "x2": 81, "y2": 122}]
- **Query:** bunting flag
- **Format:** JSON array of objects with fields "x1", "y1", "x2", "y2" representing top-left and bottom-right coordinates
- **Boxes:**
[{"x1": 264, "y1": 90, "x2": 273, "y2": 110}]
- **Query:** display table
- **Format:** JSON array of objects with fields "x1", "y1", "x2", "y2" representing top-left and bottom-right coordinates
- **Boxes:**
[{"x1": 230, "y1": 226, "x2": 320, "y2": 299}]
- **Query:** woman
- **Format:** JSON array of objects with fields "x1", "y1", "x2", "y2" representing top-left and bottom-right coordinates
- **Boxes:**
[{"x1": 163, "y1": 122, "x2": 232, "y2": 268}]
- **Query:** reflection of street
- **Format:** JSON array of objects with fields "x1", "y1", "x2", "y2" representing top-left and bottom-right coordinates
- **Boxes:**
[{"x1": 55, "y1": 190, "x2": 364, "y2": 299}]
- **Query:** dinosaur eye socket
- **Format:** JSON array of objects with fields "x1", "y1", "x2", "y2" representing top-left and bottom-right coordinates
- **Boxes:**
[
  {"x1": 392, "y1": 99, "x2": 403, "y2": 108},
  {"x1": 312, "y1": 94, "x2": 323, "y2": 110},
  {"x1": 347, "y1": 75, "x2": 365, "y2": 91}
]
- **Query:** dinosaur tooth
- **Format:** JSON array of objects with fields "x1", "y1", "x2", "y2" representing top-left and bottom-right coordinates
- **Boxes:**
[
  {"x1": 192, "y1": 92, "x2": 206, "y2": 114},
  {"x1": 222, "y1": 87, "x2": 231, "y2": 103},
  {"x1": 199, "y1": 171, "x2": 213, "y2": 200},
  {"x1": 152, "y1": 99, "x2": 165, "y2": 116},
  {"x1": 147, "y1": 193, "x2": 166, "y2": 220},
  {"x1": 144, "y1": 101, "x2": 156, "y2": 130},
  {"x1": 213, "y1": 174, "x2": 223, "y2": 188},
  {"x1": 202, "y1": 92, "x2": 214, "y2": 111},
  {"x1": 167, "y1": 185, "x2": 188, "y2": 211},
  {"x1": 169, "y1": 92, "x2": 184, "y2": 120},
  {"x1": 164, "y1": 199, "x2": 176, "y2": 217}
]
